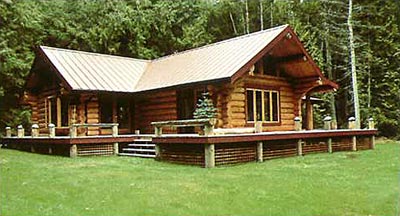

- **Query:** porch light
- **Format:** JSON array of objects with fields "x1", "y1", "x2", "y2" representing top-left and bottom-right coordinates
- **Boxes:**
[{"x1": 286, "y1": 32, "x2": 292, "y2": 39}]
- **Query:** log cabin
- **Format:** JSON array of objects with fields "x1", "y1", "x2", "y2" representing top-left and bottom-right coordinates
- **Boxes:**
[
  {"x1": 22, "y1": 24, "x2": 338, "y2": 136},
  {"x1": 3, "y1": 24, "x2": 377, "y2": 167}
]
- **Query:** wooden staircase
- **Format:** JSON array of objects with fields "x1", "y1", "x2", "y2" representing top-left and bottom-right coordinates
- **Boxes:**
[{"x1": 118, "y1": 138, "x2": 156, "y2": 158}]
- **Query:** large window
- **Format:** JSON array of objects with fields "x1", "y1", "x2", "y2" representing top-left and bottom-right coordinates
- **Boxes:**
[{"x1": 246, "y1": 89, "x2": 280, "y2": 123}]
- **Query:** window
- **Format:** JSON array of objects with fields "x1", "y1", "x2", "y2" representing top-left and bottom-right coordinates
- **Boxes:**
[
  {"x1": 246, "y1": 89, "x2": 280, "y2": 123},
  {"x1": 252, "y1": 56, "x2": 278, "y2": 76},
  {"x1": 46, "y1": 96, "x2": 70, "y2": 127}
]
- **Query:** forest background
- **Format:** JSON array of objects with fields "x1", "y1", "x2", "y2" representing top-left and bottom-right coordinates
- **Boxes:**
[{"x1": 0, "y1": 0, "x2": 399, "y2": 138}]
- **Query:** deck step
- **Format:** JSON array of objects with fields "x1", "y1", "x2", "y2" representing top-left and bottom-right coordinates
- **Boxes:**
[
  {"x1": 118, "y1": 153, "x2": 155, "y2": 158},
  {"x1": 133, "y1": 139, "x2": 153, "y2": 142},
  {"x1": 122, "y1": 148, "x2": 156, "y2": 153},
  {"x1": 127, "y1": 143, "x2": 155, "y2": 147}
]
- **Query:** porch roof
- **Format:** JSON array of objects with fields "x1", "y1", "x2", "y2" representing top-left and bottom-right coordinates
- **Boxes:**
[{"x1": 32, "y1": 24, "x2": 338, "y2": 93}]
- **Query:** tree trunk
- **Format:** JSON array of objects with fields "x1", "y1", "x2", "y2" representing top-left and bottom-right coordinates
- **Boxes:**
[
  {"x1": 245, "y1": 0, "x2": 250, "y2": 34},
  {"x1": 229, "y1": 12, "x2": 238, "y2": 35},
  {"x1": 325, "y1": 39, "x2": 337, "y2": 124},
  {"x1": 347, "y1": 0, "x2": 360, "y2": 128},
  {"x1": 260, "y1": 0, "x2": 264, "y2": 30},
  {"x1": 270, "y1": 1, "x2": 273, "y2": 27}
]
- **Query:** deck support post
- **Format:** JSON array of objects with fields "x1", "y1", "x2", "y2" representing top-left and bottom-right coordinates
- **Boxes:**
[
  {"x1": 70, "y1": 144, "x2": 77, "y2": 158},
  {"x1": 256, "y1": 141, "x2": 263, "y2": 162},
  {"x1": 48, "y1": 124, "x2": 55, "y2": 138},
  {"x1": 204, "y1": 144, "x2": 215, "y2": 168},
  {"x1": 352, "y1": 136, "x2": 357, "y2": 151},
  {"x1": 17, "y1": 125, "x2": 24, "y2": 138},
  {"x1": 31, "y1": 124, "x2": 39, "y2": 137},
  {"x1": 297, "y1": 139, "x2": 303, "y2": 156},
  {"x1": 48, "y1": 146, "x2": 52, "y2": 154},
  {"x1": 155, "y1": 144, "x2": 161, "y2": 159},
  {"x1": 327, "y1": 138, "x2": 332, "y2": 153},
  {"x1": 30, "y1": 144, "x2": 35, "y2": 153},
  {"x1": 5, "y1": 126, "x2": 11, "y2": 137},
  {"x1": 113, "y1": 143, "x2": 119, "y2": 155},
  {"x1": 112, "y1": 124, "x2": 119, "y2": 155}
]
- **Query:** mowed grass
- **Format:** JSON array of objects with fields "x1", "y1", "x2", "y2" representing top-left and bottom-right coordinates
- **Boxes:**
[{"x1": 0, "y1": 140, "x2": 399, "y2": 216}]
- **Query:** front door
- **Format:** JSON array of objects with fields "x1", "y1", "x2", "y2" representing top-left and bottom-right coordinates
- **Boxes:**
[{"x1": 177, "y1": 89, "x2": 195, "y2": 133}]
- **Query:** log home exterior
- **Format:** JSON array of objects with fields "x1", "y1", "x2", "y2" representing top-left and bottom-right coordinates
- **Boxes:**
[
  {"x1": 23, "y1": 25, "x2": 337, "y2": 135},
  {"x1": 2, "y1": 25, "x2": 377, "y2": 167}
]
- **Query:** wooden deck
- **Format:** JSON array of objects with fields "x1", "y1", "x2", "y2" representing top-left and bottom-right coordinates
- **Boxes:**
[{"x1": 0, "y1": 129, "x2": 377, "y2": 167}]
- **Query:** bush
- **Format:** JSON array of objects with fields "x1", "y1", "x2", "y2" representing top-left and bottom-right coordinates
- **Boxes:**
[{"x1": 377, "y1": 119, "x2": 400, "y2": 139}]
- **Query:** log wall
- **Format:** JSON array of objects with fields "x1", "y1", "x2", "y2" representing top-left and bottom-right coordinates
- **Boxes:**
[
  {"x1": 136, "y1": 90, "x2": 178, "y2": 134},
  {"x1": 214, "y1": 75, "x2": 295, "y2": 131}
]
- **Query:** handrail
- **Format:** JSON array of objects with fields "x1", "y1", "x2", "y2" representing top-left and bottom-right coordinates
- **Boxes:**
[
  {"x1": 69, "y1": 123, "x2": 119, "y2": 138},
  {"x1": 151, "y1": 118, "x2": 216, "y2": 136}
]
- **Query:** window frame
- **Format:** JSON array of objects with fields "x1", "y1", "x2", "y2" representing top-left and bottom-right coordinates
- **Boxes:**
[
  {"x1": 246, "y1": 88, "x2": 280, "y2": 124},
  {"x1": 45, "y1": 96, "x2": 71, "y2": 127}
]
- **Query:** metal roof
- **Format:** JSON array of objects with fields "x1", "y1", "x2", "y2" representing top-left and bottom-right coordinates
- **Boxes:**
[
  {"x1": 37, "y1": 25, "x2": 331, "y2": 93},
  {"x1": 40, "y1": 46, "x2": 149, "y2": 92},
  {"x1": 135, "y1": 25, "x2": 287, "y2": 92}
]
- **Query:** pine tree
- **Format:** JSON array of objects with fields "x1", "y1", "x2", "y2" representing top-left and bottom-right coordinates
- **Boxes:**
[{"x1": 193, "y1": 92, "x2": 217, "y2": 119}]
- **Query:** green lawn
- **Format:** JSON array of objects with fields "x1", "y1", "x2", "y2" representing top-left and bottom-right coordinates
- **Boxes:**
[{"x1": 0, "y1": 141, "x2": 399, "y2": 216}]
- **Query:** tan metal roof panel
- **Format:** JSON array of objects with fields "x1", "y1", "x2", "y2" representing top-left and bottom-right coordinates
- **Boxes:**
[
  {"x1": 40, "y1": 46, "x2": 149, "y2": 92},
  {"x1": 135, "y1": 25, "x2": 287, "y2": 92}
]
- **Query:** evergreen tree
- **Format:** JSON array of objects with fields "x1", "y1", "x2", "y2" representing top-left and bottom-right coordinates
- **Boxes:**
[{"x1": 193, "y1": 92, "x2": 217, "y2": 119}]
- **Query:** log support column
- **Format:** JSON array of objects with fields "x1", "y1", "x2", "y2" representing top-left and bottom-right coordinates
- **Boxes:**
[
  {"x1": 70, "y1": 144, "x2": 77, "y2": 158},
  {"x1": 297, "y1": 139, "x2": 303, "y2": 156},
  {"x1": 204, "y1": 144, "x2": 215, "y2": 168},
  {"x1": 305, "y1": 95, "x2": 313, "y2": 130},
  {"x1": 256, "y1": 141, "x2": 263, "y2": 162},
  {"x1": 352, "y1": 136, "x2": 357, "y2": 151},
  {"x1": 327, "y1": 138, "x2": 332, "y2": 153}
]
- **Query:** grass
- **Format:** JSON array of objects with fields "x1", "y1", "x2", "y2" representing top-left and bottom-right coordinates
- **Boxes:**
[{"x1": 0, "y1": 140, "x2": 399, "y2": 216}]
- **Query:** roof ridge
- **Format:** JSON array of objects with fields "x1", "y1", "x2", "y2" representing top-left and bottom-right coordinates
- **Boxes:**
[
  {"x1": 153, "y1": 24, "x2": 288, "y2": 62},
  {"x1": 39, "y1": 46, "x2": 151, "y2": 63}
]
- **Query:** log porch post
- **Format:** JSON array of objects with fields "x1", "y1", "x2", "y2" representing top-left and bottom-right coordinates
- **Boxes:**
[
  {"x1": 348, "y1": 117, "x2": 357, "y2": 151},
  {"x1": 305, "y1": 95, "x2": 313, "y2": 130},
  {"x1": 5, "y1": 126, "x2": 11, "y2": 137},
  {"x1": 294, "y1": 117, "x2": 301, "y2": 131},
  {"x1": 31, "y1": 124, "x2": 39, "y2": 137},
  {"x1": 368, "y1": 118, "x2": 376, "y2": 149},
  {"x1": 48, "y1": 123, "x2": 55, "y2": 138},
  {"x1": 17, "y1": 125, "x2": 24, "y2": 138}
]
